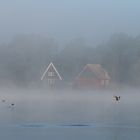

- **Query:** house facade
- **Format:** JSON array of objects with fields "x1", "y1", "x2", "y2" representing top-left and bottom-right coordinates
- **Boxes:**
[
  {"x1": 73, "y1": 64, "x2": 110, "y2": 89},
  {"x1": 41, "y1": 62, "x2": 62, "y2": 88}
]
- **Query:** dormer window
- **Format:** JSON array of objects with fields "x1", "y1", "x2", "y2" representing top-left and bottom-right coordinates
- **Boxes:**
[{"x1": 48, "y1": 72, "x2": 54, "y2": 76}]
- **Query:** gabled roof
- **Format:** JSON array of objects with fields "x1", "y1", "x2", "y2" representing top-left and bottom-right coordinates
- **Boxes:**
[
  {"x1": 41, "y1": 62, "x2": 62, "y2": 80},
  {"x1": 76, "y1": 64, "x2": 110, "y2": 80}
]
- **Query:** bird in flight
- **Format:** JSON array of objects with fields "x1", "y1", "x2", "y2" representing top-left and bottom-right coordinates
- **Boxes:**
[{"x1": 114, "y1": 96, "x2": 120, "y2": 101}]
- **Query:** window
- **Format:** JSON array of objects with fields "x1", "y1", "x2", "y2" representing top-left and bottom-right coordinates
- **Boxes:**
[{"x1": 48, "y1": 72, "x2": 54, "y2": 76}]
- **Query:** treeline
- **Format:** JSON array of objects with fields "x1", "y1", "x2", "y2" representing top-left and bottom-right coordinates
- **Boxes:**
[{"x1": 0, "y1": 33, "x2": 140, "y2": 87}]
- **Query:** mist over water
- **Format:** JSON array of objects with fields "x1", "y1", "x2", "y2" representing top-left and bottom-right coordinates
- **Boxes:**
[
  {"x1": 0, "y1": 1, "x2": 140, "y2": 139},
  {"x1": 0, "y1": 88, "x2": 140, "y2": 139},
  {"x1": 0, "y1": 88, "x2": 139, "y2": 125}
]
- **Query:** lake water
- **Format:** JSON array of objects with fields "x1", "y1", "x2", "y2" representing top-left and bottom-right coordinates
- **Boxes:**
[{"x1": 0, "y1": 88, "x2": 140, "y2": 140}]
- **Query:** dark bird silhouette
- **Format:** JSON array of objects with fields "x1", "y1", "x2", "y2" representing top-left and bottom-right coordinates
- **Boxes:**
[
  {"x1": 114, "y1": 96, "x2": 120, "y2": 101},
  {"x1": 8, "y1": 103, "x2": 15, "y2": 109},
  {"x1": 2, "y1": 99, "x2": 5, "y2": 103},
  {"x1": 11, "y1": 103, "x2": 15, "y2": 106}
]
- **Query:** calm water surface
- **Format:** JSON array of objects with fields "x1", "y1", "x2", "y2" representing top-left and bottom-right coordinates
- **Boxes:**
[{"x1": 0, "y1": 88, "x2": 139, "y2": 140}]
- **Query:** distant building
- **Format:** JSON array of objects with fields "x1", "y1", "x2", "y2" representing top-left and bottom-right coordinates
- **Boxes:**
[
  {"x1": 41, "y1": 62, "x2": 62, "y2": 88},
  {"x1": 73, "y1": 64, "x2": 110, "y2": 89}
]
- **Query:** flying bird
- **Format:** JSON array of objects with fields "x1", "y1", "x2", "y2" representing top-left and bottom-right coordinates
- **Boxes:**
[
  {"x1": 11, "y1": 103, "x2": 15, "y2": 106},
  {"x1": 114, "y1": 96, "x2": 120, "y2": 101},
  {"x1": 8, "y1": 103, "x2": 15, "y2": 109}
]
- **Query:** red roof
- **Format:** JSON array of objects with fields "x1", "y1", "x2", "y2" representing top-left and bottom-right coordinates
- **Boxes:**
[{"x1": 77, "y1": 64, "x2": 110, "y2": 80}]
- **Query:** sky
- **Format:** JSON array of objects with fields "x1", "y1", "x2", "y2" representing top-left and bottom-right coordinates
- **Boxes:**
[{"x1": 0, "y1": 0, "x2": 140, "y2": 46}]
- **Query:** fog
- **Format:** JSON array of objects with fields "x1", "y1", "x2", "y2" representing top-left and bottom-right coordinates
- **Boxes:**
[
  {"x1": 0, "y1": 88, "x2": 140, "y2": 125},
  {"x1": 0, "y1": 0, "x2": 140, "y2": 139},
  {"x1": 0, "y1": 1, "x2": 140, "y2": 87},
  {"x1": 0, "y1": 0, "x2": 140, "y2": 45},
  {"x1": 0, "y1": 89, "x2": 140, "y2": 139}
]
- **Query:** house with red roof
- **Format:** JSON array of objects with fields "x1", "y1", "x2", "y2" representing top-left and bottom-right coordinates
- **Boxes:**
[{"x1": 73, "y1": 64, "x2": 110, "y2": 89}]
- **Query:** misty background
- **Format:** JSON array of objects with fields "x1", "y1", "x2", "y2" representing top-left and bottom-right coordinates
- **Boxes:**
[
  {"x1": 0, "y1": 2, "x2": 140, "y2": 140},
  {"x1": 0, "y1": 0, "x2": 140, "y2": 87}
]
